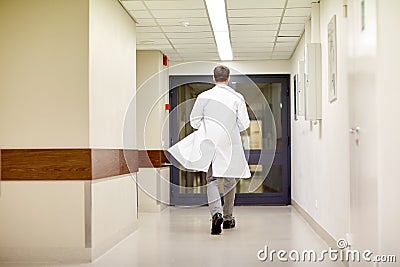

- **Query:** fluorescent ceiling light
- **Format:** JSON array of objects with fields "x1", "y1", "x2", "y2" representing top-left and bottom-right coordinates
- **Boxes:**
[{"x1": 205, "y1": 0, "x2": 233, "y2": 61}]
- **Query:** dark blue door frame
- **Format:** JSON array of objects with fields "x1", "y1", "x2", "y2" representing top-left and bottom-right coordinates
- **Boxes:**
[{"x1": 169, "y1": 74, "x2": 291, "y2": 205}]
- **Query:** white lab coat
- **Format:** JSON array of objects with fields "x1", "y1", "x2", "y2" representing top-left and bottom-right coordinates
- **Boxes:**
[{"x1": 168, "y1": 84, "x2": 251, "y2": 178}]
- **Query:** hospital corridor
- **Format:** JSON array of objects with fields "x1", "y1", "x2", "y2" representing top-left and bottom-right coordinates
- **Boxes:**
[{"x1": 0, "y1": 0, "x2": 399, "y2": 266}]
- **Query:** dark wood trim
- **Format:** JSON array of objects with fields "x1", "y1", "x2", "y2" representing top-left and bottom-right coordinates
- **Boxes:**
[
  {"x1": 0, "y1": 149, "x2": 138, "y2": 181},
  {"x1": 1, "y1": 149, "x2": 92, "y2": 180},
  {"x1": 120, "y1": 149, "x2": 139, "y2": 174},
  {"x1": 138, "y1": 150, "x2": 169, "y2": 168},
  {"x1": 91, "y1": 149, "x2": 120, "y2": 180}
]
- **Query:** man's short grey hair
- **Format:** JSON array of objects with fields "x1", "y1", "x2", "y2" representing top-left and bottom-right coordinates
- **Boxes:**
[{"x1": 213, "y1": 65, "x2": 230, "y2": 82}]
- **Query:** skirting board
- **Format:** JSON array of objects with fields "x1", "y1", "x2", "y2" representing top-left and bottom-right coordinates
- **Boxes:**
[{"x1": 291, "y1": 200, "x2": 348, "y2": 267}]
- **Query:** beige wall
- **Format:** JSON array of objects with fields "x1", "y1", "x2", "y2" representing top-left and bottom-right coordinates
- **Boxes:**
[
  {"x1": 89, "y1": 0, "x2": 137, "y2": 149},
  {"x1": 0, "y1": 0, "x2": 138, "y2": 263},
  {"x1": 91, "y1": 175, "x2": 138, "y2": 259},
  {"x1": 89, "y1": 0, "x2": 138, "y2": 259},
  {"x1": 0, "y1": 0, "x2": 90, "y2": 148},
  {"x1": 0, "y1": 181, "x2": 90, "y2": 262},
  {"x1": 136, "y1": 50, "x2": 169, "y2": 150},
  {"x1": 136, "y1": 50, "x2": 170, "y2": 211}
]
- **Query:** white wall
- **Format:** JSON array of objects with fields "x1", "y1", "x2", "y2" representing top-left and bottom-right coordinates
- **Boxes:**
[
  {"x1": 89, "y1": 0, "x2": 136, "y2": 149},
  {"x1": 0, "y1": 0, "x2": 89, "y2": 148},
  {"x1": 376, "y1": 0, "x2": 400, "y2": 258},
  {"x1": 290, "y1": 0, "x2": 350, "y2": 242},
  {"x1": 292, "y1": 0, "x2": 400, "y2": 262}
]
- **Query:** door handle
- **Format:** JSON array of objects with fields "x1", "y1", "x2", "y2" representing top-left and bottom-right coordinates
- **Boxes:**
[{"x1": 349, "y1": 127, "x2": 360, "y2": 134}]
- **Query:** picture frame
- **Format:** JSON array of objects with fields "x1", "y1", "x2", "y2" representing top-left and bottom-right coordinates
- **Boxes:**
[{"x1": 328, "y1": 15, "x2": 337, "y2": 102}]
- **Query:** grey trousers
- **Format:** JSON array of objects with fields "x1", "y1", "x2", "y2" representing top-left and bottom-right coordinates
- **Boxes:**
[{"x1": 206, "y1": 166, "x2": 237, "y2": 220}]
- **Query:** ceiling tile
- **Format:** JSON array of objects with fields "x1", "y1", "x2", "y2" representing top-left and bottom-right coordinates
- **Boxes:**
[
  {"x1": 181, "y1": 56, "x2": 220, "y2": 61},
  {"x1": 135, "y1": 18, "x2": 157, "y2": 26},
  {"x1": 156, "y1": 18, "x2": 210, "y2": 26},
  {"x1": 282, "y1": 16, "x2": 309, "y2": 23},
  {"x1": 231, "y1": 30, "x2": 276, "y2": 37},
  {"x1": 228, "y1": 9, "x2": 283, "y2": 17},
  {"x1": 151, "y1": 9, "x2": 207, "y2": 18},
  {"x1": 166, "y1": 32, "x2": 213, "y2": 39},
  {"x1": 126, "y1": 0, "x2": 308, "y2": 61},
  {"x1": 235, "y1": 55, "x2": 271, "y2": 60},
  {"x1": 121, "y1": 1, "x2": 147, "y2": 11},
  {"x1": 136, "y1": 26, "x2": 163, "y2": 33},
  {"x1": 279, "y1": 23, "x2": 305, "y2": 31},
  {"x1": 137, "y1": 39, "x2": 170, "y2": 45},
  {"x1": 277, "y1": 36, "x2": 299, "y2": 42},
  {"x1": 173, "y1": 43, "x2": 216, "y2": 49},
  {"x1": 136, "y1": 44, "x2": 173, "y2": 50},
  {"x1": 233, "y1": 47, "x2": 274, "y2": 52},
  {"x1": 234, "y1": 52, "x2": 272, "y2": 57},
  {"x1": 274, "y1": 42, "x2": 298, "y2": 48},
  {"x1": 232, "y1": 37, "x2": 276, "y2": 43},
  {"x1": 232, "y1": 42, "x2": 275, "y2": 48},
  {"x1": 229, "y1": 17, "x2": 281, "y2": 25},
  {"x1": 169, "y1": 38, "x2": 215, "y2": 44},
  {"x1": 273, "y1": 51, "x2": 293, "y2": 55},
  {"x1": 136, "y1": 32, "x2": 166, "y2": 39},
  {"x1": 230, "y1": 24, "x2": 279, "y2": 31},
  {"x1": 278, "y1": 30, "x2": 303, "y2": 37},
  {"x1": 227, "y1": 0, "x2": 286, "y2": 9},
  {"x1": 144, "y1": 1, "x2": 205, "y2": 10},
  {"x1": 235, "y1": 57, "x2": 271, "y2": 61},
  {"x1": 130, "y1": 10, "x2": 153, "y2": 19},
  {"x1": 284, "y1": 8, "x2": 311, "y2": 17},
  {"x1": 177, "y1": 48, "x2": 217, "y2": 53},
  {"x1": 161, "y1": 25, "x2": 211, "y2": 33},
  {"x1": 179, "y1": 52, "x2": 218, "y2": 57},
  {"x1": 286, "y1": 0, "x2": 313, "y2": 8}
]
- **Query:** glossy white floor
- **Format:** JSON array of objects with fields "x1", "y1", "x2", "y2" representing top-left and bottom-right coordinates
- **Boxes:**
[{"x1": 1, "y1": 206, "x2": 343, "y2": 267}]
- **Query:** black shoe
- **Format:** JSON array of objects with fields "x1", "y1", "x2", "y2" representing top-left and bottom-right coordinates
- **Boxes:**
[
  {"x1": 211, "y1": 213, "x2": 223, "y2": 235},
  {"x1": 223, "y1": 218, "x2": 236, "y2": 229}
]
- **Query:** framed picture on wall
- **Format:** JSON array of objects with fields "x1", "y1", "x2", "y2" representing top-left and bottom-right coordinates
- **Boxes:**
[{"x1": 328, "y1": 15, "x2": 337, "y2": 102}]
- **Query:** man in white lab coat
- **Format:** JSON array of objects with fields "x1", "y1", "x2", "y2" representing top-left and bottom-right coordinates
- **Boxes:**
[{"x1": 168, "y1": 65, "x2": 251, "y2": 235}]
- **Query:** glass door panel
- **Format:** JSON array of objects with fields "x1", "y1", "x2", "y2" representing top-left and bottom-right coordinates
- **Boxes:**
[{"x1": 170, "y1": 75, "x2": 290, "y2": 205}]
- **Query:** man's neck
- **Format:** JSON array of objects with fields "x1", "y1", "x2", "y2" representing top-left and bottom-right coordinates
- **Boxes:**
[{"x1": 215, "y1": 82, "x2": 229, "y2": 86}]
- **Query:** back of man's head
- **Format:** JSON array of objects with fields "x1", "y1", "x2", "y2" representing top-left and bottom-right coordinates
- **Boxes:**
[{"x1": 213, "y1": 65, "x2": 230, "y2": 83}]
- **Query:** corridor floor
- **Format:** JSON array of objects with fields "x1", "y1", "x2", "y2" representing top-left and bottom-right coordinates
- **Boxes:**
[{"x1": 1, "y1": 206, "x2": 343, "y2": 267}]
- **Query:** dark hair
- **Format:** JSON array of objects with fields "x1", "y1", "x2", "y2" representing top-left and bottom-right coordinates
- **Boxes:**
[{"x1": 213, "y1": 65, "x2": 230, "y2": 82}]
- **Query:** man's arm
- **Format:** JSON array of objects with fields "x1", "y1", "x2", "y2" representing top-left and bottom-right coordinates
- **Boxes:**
[
  {"x1": 190, "y1": 98, "x2": 204, "y2": 129},
  {"x1": 237, "y1": 100, "x2": 250, "y2": 132}
]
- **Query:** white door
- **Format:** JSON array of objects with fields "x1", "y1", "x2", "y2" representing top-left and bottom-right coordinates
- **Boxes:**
[{"x1": 347, "y1": 0, "x2": 378, "y2": 265}]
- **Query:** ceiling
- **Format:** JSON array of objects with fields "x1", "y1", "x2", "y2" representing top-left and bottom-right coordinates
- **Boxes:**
[{"x1": 120, "y1": 0, "x2": 313, "y2": 61}]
